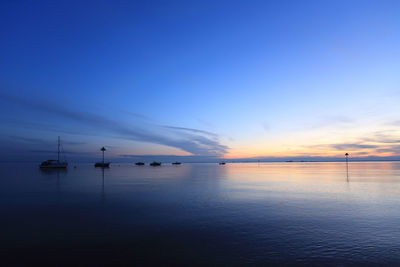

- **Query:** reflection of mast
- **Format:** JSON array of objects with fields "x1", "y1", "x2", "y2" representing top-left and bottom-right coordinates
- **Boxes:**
[{"x1": 56, "y1": 169, "x2": 60, "y2": 193}]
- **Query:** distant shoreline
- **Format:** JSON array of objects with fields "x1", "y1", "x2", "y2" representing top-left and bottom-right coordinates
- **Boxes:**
[{"x1": 1, "y1": 160, "x2": 400, "y2": 164}]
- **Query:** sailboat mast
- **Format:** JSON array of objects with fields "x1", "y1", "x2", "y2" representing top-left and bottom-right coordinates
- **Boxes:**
[{"x1": 58, "y1": 136, "x2": 60, "y2": 163}]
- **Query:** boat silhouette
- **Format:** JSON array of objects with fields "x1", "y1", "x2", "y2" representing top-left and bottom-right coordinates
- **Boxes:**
[
  {"x1": 94, "y1": 147, "x2": 110, "y2": 168},
  {"x1": 40, "y1": 136, "x2": 68, "y2": 169},
  {"x1": 150, "y1": 161, "x2": 161, "y2": 166}
]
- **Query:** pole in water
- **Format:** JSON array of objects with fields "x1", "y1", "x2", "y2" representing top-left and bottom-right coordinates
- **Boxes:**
[
  {"x1": 345, "y1": 153, "x2": 349, "y2": 178},
  {"x1": 101, "y1": 147, "x2": 106, "y2": 164}
]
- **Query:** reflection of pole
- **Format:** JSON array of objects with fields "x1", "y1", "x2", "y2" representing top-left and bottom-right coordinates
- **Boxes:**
[
  {"x1": 101, "y1": 167, "x2": 105, "y2": 200},
  {"x1": 345, "y1": 153, "x2": 349, "y2": 179}
]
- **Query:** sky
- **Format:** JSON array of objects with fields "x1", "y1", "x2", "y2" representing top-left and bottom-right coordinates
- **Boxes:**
[{"x1": 0, "y1": 0, "x2": 400, "y2": 162}]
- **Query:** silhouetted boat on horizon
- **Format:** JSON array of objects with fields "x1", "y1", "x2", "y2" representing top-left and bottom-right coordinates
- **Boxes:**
[
  {"x1": 94, "y1": 147, "x2": 110, "y2": 168},
  {"x1": 95, "y1": 162, "x2": 110, "y2": 167},
  {"x1": 150, "y1": 161, "x2": 161, "y2": 166},
  {"x1": 219, "y1": 162, "x2": 226, "y2": 165},
  {"x1": 40, "y1": 136, "x2": 68, "y2": 169},
  {"x1": 172, "y1": 162, "x2": 181, "y2": 165},
  {"x1": 135, "y1": 162, "x2": 145, "y2": 166}
]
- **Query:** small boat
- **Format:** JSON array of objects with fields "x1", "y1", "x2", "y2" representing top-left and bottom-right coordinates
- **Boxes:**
[
  {"x1": 172, "y1": 162, "x2": 181, "y2": 165},
  {"x1": 219, "y1": 162, "x2": 226, "y2": 165},
  {"x1": 150, "y1": 161, "x2": 161, "y2": 166},
  {"x1": 40, "y1": 137, "x2": 68, "y2": 169},
  {"x1": 94, "y1": 147, "x2": 110, "y2": 168},
  {"x1": 40, "y1": 160, "x2": 68, "y2": 169},
  {"x1": 95, "y1": 162, "x2": 110, "y2": 168},
  {"x1": 135, "y1": 162, "x2": 145, "y2": 166}
]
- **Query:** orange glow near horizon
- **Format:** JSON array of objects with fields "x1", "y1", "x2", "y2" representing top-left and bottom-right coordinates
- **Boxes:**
[
  {"x1": 223, "y1": 149, "x2": 397, "y2": 159},
  {"x1": 222, "y1": 124, "x2": 400, "y2": 159}
]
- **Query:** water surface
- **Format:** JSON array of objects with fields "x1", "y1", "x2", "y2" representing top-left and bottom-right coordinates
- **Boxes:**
[{"x1": 1, "y1": 162, "x2": 400, "y2": 265}]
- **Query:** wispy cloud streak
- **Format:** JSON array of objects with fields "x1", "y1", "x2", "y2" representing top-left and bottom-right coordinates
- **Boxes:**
[
  {"x1": 0, "y1": 93, "x2": 228, "y2": 156},
  {"x1": 160, "y1": 125, "x2": 218, "y2": 137}
]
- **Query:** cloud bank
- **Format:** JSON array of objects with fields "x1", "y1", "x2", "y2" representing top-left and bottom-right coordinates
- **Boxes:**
[{"x1": 0, "y1": 92, "x2": 228, "y2": 157}]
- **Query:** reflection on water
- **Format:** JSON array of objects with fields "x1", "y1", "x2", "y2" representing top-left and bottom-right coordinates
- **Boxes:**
[
  {"x1": 1, "y1": 162, "x2": 400, "y2": 265},
  {"x1": 101, "y1": 167, "x2": 105, "y2": 201}
]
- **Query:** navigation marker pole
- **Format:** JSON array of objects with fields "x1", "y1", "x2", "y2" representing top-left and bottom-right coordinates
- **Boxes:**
[{"x1": 101, "y1": 147, "x2": 106, "y2": 164}]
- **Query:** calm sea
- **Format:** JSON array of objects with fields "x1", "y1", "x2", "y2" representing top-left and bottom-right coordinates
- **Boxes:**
[{"x1": 1, "y1": 162, "x2": 400, "y2": 266}]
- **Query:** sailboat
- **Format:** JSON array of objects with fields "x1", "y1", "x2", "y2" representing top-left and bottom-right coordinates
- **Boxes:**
[
  {"x1": 94, "y1": 147, "x2": 110, "y2": 168},
  {"x1": 39, "y1": 136, "x2": 68, "y2": 169}
]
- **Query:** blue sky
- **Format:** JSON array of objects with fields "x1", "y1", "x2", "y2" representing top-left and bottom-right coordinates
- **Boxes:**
[{"x1": 1, "y1": 0, "x2": 400, "y2": 162}]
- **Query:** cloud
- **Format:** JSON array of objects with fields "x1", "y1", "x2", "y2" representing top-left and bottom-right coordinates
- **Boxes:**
[
  {"x1": 331, "y1": 144, "x2": 378, "y2": 150},
  {"x1": 116, "y1": 108, "x2": 151, "y2": 120},
  {"x1": 0, "y1": 92, "x2": 228, "y2": 156},
  {"x1": 304, "y1": 127, "x2": 400, "y2": 157},
  {"x1": 196, "y1": 118, "x2": 215, "y2": 128},
  {"x1": 8, "y1": 136, "x2": 49, "y2": 145},
  {"x1": 160, "y1": 125, "x2": 218, "y2": 137},
  {"x1": 8, "y1": 135, "x2": 86, "y2": 146},
  {"x1": 374, "y1": 145, "x2": 400, "y2": 154},
  {"x1": 262, "y1": 122, "x2": 270, "y2": 131},
  {"x1": 387, "y1": 120, "x2": 400, "y2": 126},
  {"x1": 119, "y1": 154, "x2": 220, "y2": 163},
  {"x1": 29, "y1": 149, "x2": 94, "y2": 155},
  {"x1": 309, "y1": 115, "x2": 354, "y2": 129},
  {"x1": 362, "y1": 137, "x2": 400, "y2": 144}
]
